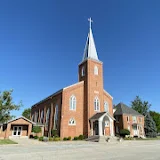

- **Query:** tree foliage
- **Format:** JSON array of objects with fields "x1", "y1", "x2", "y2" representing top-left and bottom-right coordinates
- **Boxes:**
[
  {"x1": 150, "y1": 111, "x2": 160, "y2": 133},
  {"x1": 144, "y1": 113, "x2": 157, "y2": 137},
  {"x1": 22, "y1": 108, "x2": 31, "y2": 120},
  {"x1": 0, "y1": 90, "x2": 22, "y2": 123},
  {"x1": 131, "y1": 96, "x2": 151, "y2": 116},
  {"x1": 120, "y1": 129, "x2": 130, "y2": 137},
  {"x1": 131, "y1": 96, "x2": 157, "y2": 137},
  {"x1": 32, "y1": 126, "x2": 41, "y2": 133}
]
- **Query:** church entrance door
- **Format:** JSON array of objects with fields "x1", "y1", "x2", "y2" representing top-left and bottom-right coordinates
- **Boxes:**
[{"x1": 93, "y1": 120, "x2": 99, "y2": 135}]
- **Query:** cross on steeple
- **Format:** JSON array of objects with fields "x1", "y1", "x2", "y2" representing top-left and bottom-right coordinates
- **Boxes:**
[
  {"x1": 88, "y1": 17, "x2": 93, "y2": 29},
  {"x1": 82, "y1": 17, "x2": 99, "y2": 62}
]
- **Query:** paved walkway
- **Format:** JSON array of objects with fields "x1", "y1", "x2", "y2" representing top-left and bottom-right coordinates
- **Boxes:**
[
  {"x1": 0, "y1": 140, "x2": 160, "y2": 160},
  {"x1": 9, "y1": 138, "x2": 46, "y2": 145}
]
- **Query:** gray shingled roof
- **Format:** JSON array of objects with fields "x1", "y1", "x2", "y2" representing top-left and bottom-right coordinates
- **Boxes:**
[{"x1": 114, "y1": 103, "x2": 143, "y2": 116}]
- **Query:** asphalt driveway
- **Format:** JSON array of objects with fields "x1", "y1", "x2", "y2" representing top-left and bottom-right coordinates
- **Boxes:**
[{"x1": 0, "y1": 139, "x2": 160, "y2": 160}]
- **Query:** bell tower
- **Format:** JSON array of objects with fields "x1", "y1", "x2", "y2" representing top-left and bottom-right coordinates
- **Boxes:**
[{"x1": 79, "y1": 18, "x2": 104, "y2": 136}]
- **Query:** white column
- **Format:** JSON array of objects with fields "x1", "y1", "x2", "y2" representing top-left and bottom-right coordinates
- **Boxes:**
[
  {"x1": 98, "y1": 120, "x2": 103, "y2": 136},
  {"x1": 110, "y1": 119, "x2": 114, "y2": 136}
]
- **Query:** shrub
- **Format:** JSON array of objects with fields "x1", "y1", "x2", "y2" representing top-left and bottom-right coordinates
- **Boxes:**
[
  {"x1": 53, "y1": 137, "x2": 61, "y2": 141},
  {"x1": 29, "y1": 135, "x2": 34, "y2": 139},
  {"x1": 63, "y1": 137, "x2": 68, "y2": 141},
  {"x1": 33, "y1": 136, "x2": 39, "y2": 139},
  {"x1": 51, "y1": 130, "x2": 58, "y2": 137},
  {"x1": 43, "y1": 136, "x2": 49, "y2": 142},
  {"x1": 124, "y1": 137, "x2": 134, "y2": 140},
  {"x1": 73, "y1": 136, "x2": 79, "y2": 140},
  {"x1": 67, "y1": 136, "x2": 71, "y2": 140},
  {"x1": 32, "y1": 126, "x2": 41, "y2": 134},
  {"x1": 39, "y1": 136, "x2": 44, "y2": 141},
  {"x1": 78, "y1": 135, "x2": 85, "y2": 140},
  {"x1": 120, "y1": 129, "x2": 130, "y2": 137},
  {"x1": 49, "y1": 137, "x2": 53, "y2": 141},
  {"x1": 54, "y1": 134, "x2": 59, "y2": 138}
]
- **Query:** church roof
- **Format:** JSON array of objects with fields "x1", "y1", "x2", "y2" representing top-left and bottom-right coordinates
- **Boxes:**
[
  {"x1": 82, "y1": 18, "x2": 99, "y2": 62},
  {"x1": 114, "y1": 103, "x2": 143, "y2": 116},
  {"x1": 90, "y1": 112, "x2": 106, "y2": 120}
]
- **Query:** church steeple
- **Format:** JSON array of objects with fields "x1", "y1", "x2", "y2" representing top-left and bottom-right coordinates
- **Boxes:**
[{"x1": 82, "y1": 18, "x2": 99, "y2": 62}]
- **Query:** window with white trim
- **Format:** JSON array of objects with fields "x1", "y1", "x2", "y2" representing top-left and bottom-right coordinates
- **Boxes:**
[
  {"x1": 54, "y1": 105, "x2": 58, "y2": 129},
  {"x1": 128, "y1": 125, "x2": 130, "y2": 131},
  {"x1": 132, "y1": 116, "x2": 137, "y2": 123},
  {"x1": 104, "y1": 101, "x2": 109, "y2": 112},
  {"x1": 94, "y1": 66, "x2": 98, "y2": 75},
  {"x1": 40, "y1": 110, "x2": 44, "y2": 124},
  {"x1": 105, "y1": 121, "x2": 109, "y2": 127},
  {"x1": 46, "y1": 108, "x2": 50, "y2": 125},
  {"x1": 139, "y1": 117, "x2": 142, "y2": 123},
  {"x1": 127, "y1": 116, "x2": 130, "y2": 122},
  {"x1": 81, "y1": 66, "x2": 85, "y2": 76},
  {"x1": 34, "y1": 112, "x2": 38, "y2": 123},
  {"x1": 94, "y1": 97, "x2": 100, "y2": 111},
  {"x1": 68, "y1": 118, "x2": 76, "y2": 125},
  {"x1": 70, "y1": 95, "x2": 76, "y2": 110},
  {"x1": 31, "y1": 114, "x2": 34, "y2": 121}
]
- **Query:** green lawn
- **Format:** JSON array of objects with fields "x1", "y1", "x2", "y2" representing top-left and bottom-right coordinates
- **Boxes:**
[{"x1": 0, "y1": 139, "x2": 17, "y2": 145}]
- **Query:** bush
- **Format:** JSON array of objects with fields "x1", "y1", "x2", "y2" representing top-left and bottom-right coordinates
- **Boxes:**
[
  {"x1": 33, "y1": 136, "x2": 39, "y2": 139},
  {"x1": 78, "y1": 135, "x2": 85, "y2": 140},
  {"x1": 54, "y1": 134, "x2": 59, "y2": 138},
  {"x1": 124, "y1": 137, "x2": 134, "y2": 140},
  {"x1": 120, "y1": 129, "x2": 130, "y2": 137},
  {"x1": 32, "y1": 126, "x2": 41, "y2": 134},
  {"x1": 49, "y1": 137, "x2": 53, "y2": 141},
  {"x1": 53, "y1": 137, "x2": 61, "y2": 141},
  {"x1": 43, "y1": 136, "x2": 49, "y2": 142},
  {"x1": 73, "y1": 136, "x2": 79, "y2": 140},
  {"x1": 29, "y1": 135, "x2": 34, "y2": 139},
  {"x1": 63, "y1": 137, "x2": 68, "y2": 141},
  {"x1": 51, "y1": 130, "x2": 58, "y2": 137},
  {"x1": 39, "y1": 136, "x2": 44, "y2": 141},
  {"x1": 67, "y1": 136, "x2": 71, "y2": 140}
]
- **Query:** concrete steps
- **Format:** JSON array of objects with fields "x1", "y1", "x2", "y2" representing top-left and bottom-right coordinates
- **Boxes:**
[{"x1": 86, "y1": 135, "x2": 119, "y2": 143}]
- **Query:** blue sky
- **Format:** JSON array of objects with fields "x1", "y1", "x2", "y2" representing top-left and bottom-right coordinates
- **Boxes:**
[{"x1": 0, "y1": 0, "x2": 160, "y2": 116}]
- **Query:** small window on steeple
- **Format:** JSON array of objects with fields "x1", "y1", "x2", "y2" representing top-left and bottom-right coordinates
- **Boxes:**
[
  {"x1": 94, "y1": 66, "x2": 98, "y2": 75},
  {"x1": 81, "y1": 66, "x2": 85, "y2": 76}
]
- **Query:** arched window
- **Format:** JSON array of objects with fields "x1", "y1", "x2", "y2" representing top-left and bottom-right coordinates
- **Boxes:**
[
  {"x1": 94, "y1": 66, "x2": 98, "y2": 75},
  {"x1": 34, "y1": 112, "x2": 38, "y2": 123},
  {"x1": 104, "y1": 101, "x2": 109, "y2": 112},
  {"x1": 46, "y1": 108, "x2": 50, "y2": 125},
  {"x1": 70, "y1": 95, "x2": 76, "y2": 110},
  {"x1": 68, "y1": 118, "x2": 76, "y2": 125},
  {"x1": 54, "y1": 105, "x2": 59, "y2": 129},
  {"x1": 94, "y1": 97, "x2": 100, "y2": 111},
  {"x1": 40, "y1": 110, "x2": 44, "y2": 124},
  {"x1": 81, "y1": 66, "x2": 85, "y2": 76},
  {"x1": 31, "y1": 114, "x2": 34, "y2": 121},
  {"x1": 105, "y1": 121, "x2": 109, "y2": 127}
]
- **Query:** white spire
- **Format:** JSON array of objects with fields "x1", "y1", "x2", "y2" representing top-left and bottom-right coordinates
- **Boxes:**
[{"x1": 82, "y1": 17, "x2": 99, "y2": 61}]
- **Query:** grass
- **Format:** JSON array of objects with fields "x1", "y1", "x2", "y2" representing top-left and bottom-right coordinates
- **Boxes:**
[
  {"x1": 124, "y1": 136, "x2": 160, "y2": 140},
  {"x1": 0, "y1": 139, "x2": 18, "y2": 145}
]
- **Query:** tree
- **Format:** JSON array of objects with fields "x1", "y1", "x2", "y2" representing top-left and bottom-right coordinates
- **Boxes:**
[
  {"x1": 0, "y1": 90, "x2": 22, "y2": 123},
  {"x1": 120, "y1": 129, "x2": 130, "y2": 137},
  {"x1": 32, "y1": 126, "x2": 41, "y2": 136},
  {"x1": 131, "y1": 96, "x2": 157, "y2": 137},
  {"x1": 144, "y1": 113, "x2": 157, "y2": 137},
  {"x1": 131, "y1": 96, "x2": 151, "y2": 116},
  {"x1": 22, "y1": 108, "x2": 31, "y2": 120},
  {"x1": 150, "y1": 111, "x2": 160, "y2": 133}
]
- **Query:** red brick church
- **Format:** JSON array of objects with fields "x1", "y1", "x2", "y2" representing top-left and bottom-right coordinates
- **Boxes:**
[{"x1": 31, "y1": 18, "x2": 115, "y2": 139}]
